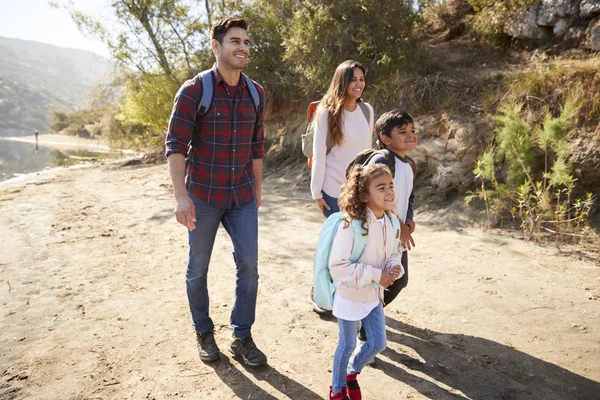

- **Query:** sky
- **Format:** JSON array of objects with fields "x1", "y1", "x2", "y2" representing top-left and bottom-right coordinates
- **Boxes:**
[{"x1": 0, "y1": 0, "x2": 111, "y2": 58}]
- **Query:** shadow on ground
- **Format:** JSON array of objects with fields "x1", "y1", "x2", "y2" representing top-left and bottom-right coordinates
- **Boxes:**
[{"x1": 379, "y1": 317, "x2": 600, "y2": 400}]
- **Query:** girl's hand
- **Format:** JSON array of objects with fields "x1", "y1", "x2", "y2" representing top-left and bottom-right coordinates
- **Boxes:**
[
  {"x1": 379, "y1": 270, "x2": 396, "y2": 288},
  {"x1": 315, "y1": 198, "x2": 331, "y2": 217},
  {"x1": 389, "y1": 265, "x2": 403, "y2": 279}
]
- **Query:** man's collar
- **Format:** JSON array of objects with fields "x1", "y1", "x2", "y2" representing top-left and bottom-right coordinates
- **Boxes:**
[{"x1": 211, "y1": 63, "x2": 247, "y2": 87}]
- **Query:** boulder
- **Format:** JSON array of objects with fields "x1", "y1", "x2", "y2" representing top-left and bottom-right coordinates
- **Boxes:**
[
  {"x1": 537, "y1": 0, "x2": 574, "y2": 26},
  {"x1": 564, "y1": 25, "x2": 585, "y2": 41},
  {"x1": 553, "y1": 17, "x2": 573, "y2": 37},
  {"x1": 504, "y1": 4, "x2": 549, "y2": 39},
  {"x1": 580, "y1": 0, "x2": 600, "y2": 19},
  {"x1": 584, "y1": 17, "x2": 600, "y2": 51},
  {"x1": 412, "y1": 114, "x2": 493, "y2": 193}
]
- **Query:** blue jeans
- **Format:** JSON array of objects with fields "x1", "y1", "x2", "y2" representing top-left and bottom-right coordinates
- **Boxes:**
[
  {"x1": 186, "y1": 194, "x2": 259, "y2": 339},
  {"x1": 321, "y1": 191, "x2": 340, "y2": 218},
  {"x1": 332, "y1": 303, "x2": 387, "y2": 393}
]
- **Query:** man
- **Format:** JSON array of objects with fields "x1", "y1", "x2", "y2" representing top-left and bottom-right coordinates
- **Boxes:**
[{"x1": 165, "y1": 17, "x2": 267, "y2": 367}]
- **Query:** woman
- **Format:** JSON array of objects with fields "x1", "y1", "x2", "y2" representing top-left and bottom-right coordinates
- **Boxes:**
[{"x1": 310, "y1": 60, "x2": 374, "y2": 218}]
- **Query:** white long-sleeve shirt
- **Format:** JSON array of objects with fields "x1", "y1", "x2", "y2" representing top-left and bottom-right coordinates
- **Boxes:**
[
  {"x1": 329, "y1": 208, "x2": 404, "y2": 320},
  {"x1": 310, "y1": 103, "x2": 374, "y2": 200}
]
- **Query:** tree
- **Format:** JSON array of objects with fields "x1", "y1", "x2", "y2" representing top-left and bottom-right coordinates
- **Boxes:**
[
  {"x1": 283, "y1": 0, "x2": 419, "y2": 97},
  {"x1": 63, "y1": 0, "x2": 211, "y2": 80}
]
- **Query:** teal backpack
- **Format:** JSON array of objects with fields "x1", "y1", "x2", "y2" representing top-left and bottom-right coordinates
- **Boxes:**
[{"x1": 313, "y1": 211, "x2": 401, "y2": 311}]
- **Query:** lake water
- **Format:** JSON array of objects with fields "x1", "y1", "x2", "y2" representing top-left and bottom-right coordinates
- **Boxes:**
[{"x1": 0, "y1": 138, "x2": 125, "y2": 182}]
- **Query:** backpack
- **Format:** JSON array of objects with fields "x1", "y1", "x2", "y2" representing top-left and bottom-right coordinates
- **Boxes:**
[
  {"x1": 312, "y1": 211, "x2": 400, "y2": 311},
  {"x1": 345, "y1": 148, "x2": 417, "y2": 180},
  {"x1": 190, "y1": 69, "x2": 262, "y2": 148},
  {"x1": 301, "y1": 101, "x2": 371, "y2": 168}
]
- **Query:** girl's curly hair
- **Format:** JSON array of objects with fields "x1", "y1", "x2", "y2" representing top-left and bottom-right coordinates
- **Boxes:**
[{"x1": 338, "y1": 163, "x2": 393, "y2": 233}]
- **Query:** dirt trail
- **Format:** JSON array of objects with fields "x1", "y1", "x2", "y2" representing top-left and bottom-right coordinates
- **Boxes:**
[{"x1": 0, "y1": 162, "x2": 599, "y2": 400}]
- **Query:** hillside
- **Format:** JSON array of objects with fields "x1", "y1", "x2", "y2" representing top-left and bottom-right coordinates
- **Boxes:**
[{"x1": 0, "y1": 36, "x2": 113, "y2": 136}]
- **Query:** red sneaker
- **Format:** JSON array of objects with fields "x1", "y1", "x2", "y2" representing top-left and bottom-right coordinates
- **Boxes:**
[
  {"x1": 346, "y1": 373, "x2": 362, "y2": 400},
  {"x1": 329, "y1": 386, "x2": 350, "y2": 400}
]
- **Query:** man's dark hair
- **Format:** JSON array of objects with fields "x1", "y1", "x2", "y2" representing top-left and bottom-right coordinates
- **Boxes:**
[
  {"x1": 210, "y1": 17, "x2": 248, "y2": 43},
  {"x1": 376, "y1": 109, "x2": 414, "y2": 149}
]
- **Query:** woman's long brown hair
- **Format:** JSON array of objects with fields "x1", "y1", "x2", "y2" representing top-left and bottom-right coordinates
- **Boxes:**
[
  {"x1": 338, "y1": 164, "x2": 392, "y2": 234},
  {"x1": 316, "y1": 60, "x2": 367, "y2": 147}
]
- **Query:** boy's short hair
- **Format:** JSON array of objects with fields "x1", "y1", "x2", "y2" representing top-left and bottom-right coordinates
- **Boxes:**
[
  {"x1": 376, "y1": 109, "x2": 414, "y2": 149},
  {"x1": 210, "y1": 17, "x2": 248, "y2": 43}
]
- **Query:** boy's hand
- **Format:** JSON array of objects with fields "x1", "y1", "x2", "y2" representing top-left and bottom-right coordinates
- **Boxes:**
[
  {"x1": 379, "y1": 270, "x2": 396, "y2": 288},
  {"x1": 400, "y1": 221, "x2": 415, "y2": 250},
  {"x1": 389, "y1": 265, "x2": 404, "y2": 279},
  {"x1": 405, "y1": 218, "x2": 416, "y2": 234}
]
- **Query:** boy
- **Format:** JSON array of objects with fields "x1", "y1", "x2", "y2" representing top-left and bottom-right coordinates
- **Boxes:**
[{"x1": 360, "y1": 109, "x2": 417, "y2": 349}]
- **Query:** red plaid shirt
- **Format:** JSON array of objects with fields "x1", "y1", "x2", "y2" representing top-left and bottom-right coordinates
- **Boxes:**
[{"x1": 165, "y1": 65, "x2": 265, "y2": 208}]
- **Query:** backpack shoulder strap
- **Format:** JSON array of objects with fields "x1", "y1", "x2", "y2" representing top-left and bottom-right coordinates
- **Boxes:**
[
  {"x1": 350, "y1": 218, "x2": 367, "y2": 263},
  {"x1": 242, "y1": 73, "x2": 261, "y2": 114},
  {"x1": 357, "y1": 102, "x2": 371, "y2": 124},
  {"x1": 386, "y1": 211, "x2": 401, "y2": 252},
  {"x1": 405, "y1": 154, "x2": 417, "y2": 178},
  {"x1": 197, "y1": 70, "x2": 214, "y2": 116},
  {"x1": 378, "y1": 149, "x2": 396, "y2": 178}
]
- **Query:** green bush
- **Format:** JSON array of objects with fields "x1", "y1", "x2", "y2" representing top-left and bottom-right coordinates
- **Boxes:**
[{"x1": 468, "y1": 98, "x2": 595, "y2": 242}]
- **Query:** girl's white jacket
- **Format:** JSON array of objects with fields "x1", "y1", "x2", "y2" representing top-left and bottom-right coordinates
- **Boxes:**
[{"x1": 329, "y1": 208, "x2": 404, "y2": 304}]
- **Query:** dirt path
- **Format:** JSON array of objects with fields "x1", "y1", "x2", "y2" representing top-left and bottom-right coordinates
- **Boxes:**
[{"x1": 1, "y1": 162, "x2": 599, "y2": 400}]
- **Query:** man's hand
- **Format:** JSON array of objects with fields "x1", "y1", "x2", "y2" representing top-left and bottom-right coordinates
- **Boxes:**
[
  {"x1": 400, "y1": 221, "x2": 416, "y2": 251},
  {"x1": 255, "y1": 188, "x2": 262, "y2": 209},
  {"x1": 379, "y1": 270, "x2": 396, "y2": 288},
  {"x1": 175, "y1": 194, "x2": 196, "y2": 231},
  {"x1": 405, "y1": 218, "x2": 416, "y2": 234},
  {"x1": 389, "y1": 265, "x2": 404, "y2": 279},
  {"x1": 315, "y1": 198, "x2": 331, "y2": 217}
]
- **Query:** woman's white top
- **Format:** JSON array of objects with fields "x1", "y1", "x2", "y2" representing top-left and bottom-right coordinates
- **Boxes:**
[{"x1": 310, "y1": 103, "x2": 374, "y2": 200}]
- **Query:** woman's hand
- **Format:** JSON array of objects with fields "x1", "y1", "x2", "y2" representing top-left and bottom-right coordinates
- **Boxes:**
[{"x1": 315, "y1": 198, "x2": 331, "y2": 217}]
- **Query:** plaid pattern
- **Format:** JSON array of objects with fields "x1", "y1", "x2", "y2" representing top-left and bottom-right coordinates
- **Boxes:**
[{"x1": 165, "y1": 65, "x2": 265, "y2": 208}]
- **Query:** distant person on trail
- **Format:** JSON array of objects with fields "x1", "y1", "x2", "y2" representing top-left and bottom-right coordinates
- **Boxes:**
[
  {"x1": 165, "y1": 16, "x2": 267, "y2": 367},
  {"x1": 326, "y1": 164, "x2": 404, "y2": 400},
  {"x1": 34, "y1": 130, "x2": 39, "y2": 142},
  {"x1": 308, "y1": 60, "x2": 374, "y2": 314},
  {"x1": 359, "y1": 109, "x2": 418, "y2": 364}
]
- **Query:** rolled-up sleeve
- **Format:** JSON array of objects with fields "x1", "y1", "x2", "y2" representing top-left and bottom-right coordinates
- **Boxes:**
[{"x1": 165, "y1": 81, "x2": 197, "y2": 157}]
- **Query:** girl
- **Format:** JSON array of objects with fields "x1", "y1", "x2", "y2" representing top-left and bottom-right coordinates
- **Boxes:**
[
  {"x1": 311, "y1": 60, "x2": 374, "y2": 218},
  {"x1": 328, "y1": 164, "x2": 404, "y2": 400}
]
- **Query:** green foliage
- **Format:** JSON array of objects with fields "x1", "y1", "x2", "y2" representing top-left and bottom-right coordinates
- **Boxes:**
[
  {"x1": 467, "y1": 0, "x2": 537, "y2": 42},
  {"x1": 504, "y1": 61, "x2": 600, "y2": 129},
  {"x1": 492, "y1": 102, "x2": 534, "y2": 185},
  {"x1": 283, "y1": 0, "x2": 419, "y2": 98},
  {"x1": 470, "y1": 96, "x2": 595, "y2": 242},
  {"x1": 119, "y1": 73, "x2": 182, "y2": 147},
  {"x1": 236, "y1": 0, "x2": 297, "y2": 101}
]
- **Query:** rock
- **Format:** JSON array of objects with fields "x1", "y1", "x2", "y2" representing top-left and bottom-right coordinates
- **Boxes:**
[
  {"x1": 412, "y1": 115, "x2": 492, "y2": 193},
  {"x1": 504, "y1": 4, "x2": 549, "y2": 39},
  {"x1": 553, "y1": 17, "x2": 573, "y2": 37},
  {"x1": 584, "y1": 17, "x2": 600, "y2": 50},
  {"x1": 580, "y1": 0, "x2": 600, "y2": 19},
  {"x1": 537, "y1": 0, "x2": 574, "y2": 26},
  {"x1": 564, "y1": 26, "x2": 585, "y2": 41}
]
